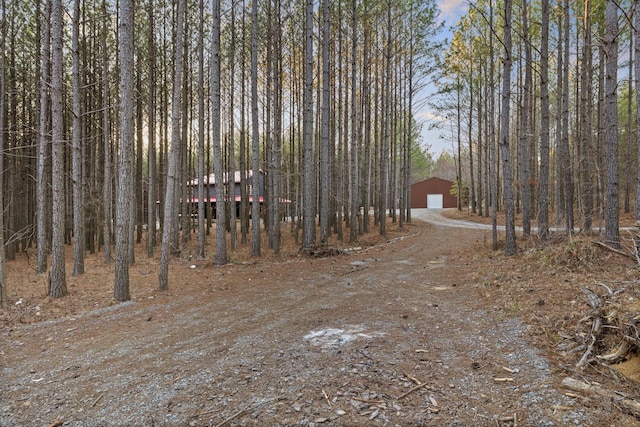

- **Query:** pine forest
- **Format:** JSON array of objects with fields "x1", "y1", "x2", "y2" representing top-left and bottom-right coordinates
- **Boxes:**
[{"x1": 0, "y1": 0, "x2": 638, "y2": 307}]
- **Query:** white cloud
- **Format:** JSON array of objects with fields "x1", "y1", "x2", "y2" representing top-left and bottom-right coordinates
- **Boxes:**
[
  {"x1": 415, "y1": 109, "x2": 447, "y2": 126},
  {"x1": 438, "y1": 0, "x2": 468, "y2": 26}
]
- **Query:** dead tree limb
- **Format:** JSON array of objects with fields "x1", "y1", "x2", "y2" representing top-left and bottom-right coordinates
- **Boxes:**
[
  {"x1": 576, "y1": 287, "x2": 604, "y2": 369},
  {"x1": 593, "y1": 241, "x2": 634, "y2": 260},
  {"x1": 396, "y1": 381, "x2": 430, "y2": 399},
  {"x1": 562, "y1": 377, "x2": 640, "y2": 419}
]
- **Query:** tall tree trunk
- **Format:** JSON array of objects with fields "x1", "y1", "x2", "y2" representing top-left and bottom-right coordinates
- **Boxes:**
[
  {"x1": 580, "y1": 0, "x2": 593, "y2": 231},
  {"x1": 250, "y1": 0, "x2": 261, "y2": 256},
  {"x1": 538, "y1": 0, "x2": 551, "y2": 240},
  {"x1": 264, "y1": 6, "x2": 275, "y2": 239},
  {"x1": 484, "y1": 59, "x2": 490, "y2": 219},
  {"x1": 456, "y1": 75, "x2": 462, "y2": 211},
  {"x1": 604, "y1": 0, "x2": 619, "y2": 248},
  {"x1": 468, "y1": 63, "x2": 476, "y2": 214},
  {"x1": 519, "y1": 0, "x2": 531, "y2": 237},
  {"x1": 179, "y1": 33, "x2": 190, "y2": 249},
  {"x1": 159, "y1": 0, "x2": 186, "y2": 290},
  {"x1": 490, "y1": 1, "x2": 498, "y2": 249},
  {"x1": 399, "y1": 63, "x2": 406, "y2": 228},
  {"x1": 499, "y1": 0, "x2": 516, "y2": 255},
  {"x1": 349, "y1": 0, "x2": 359, "y2": 243},
  {"x1": 264, "y1": 2, "x2": 273, "y2": 246},
  {"x1": 289, "y1": 40, "x2": 298, "y2": 240},
  {"x1": 102, "y1": 0, "x2": 112, "y2": 264},
  {"x1": 0, "y1": 0, "x2": 6, "y2": 307},
  {"x1": 240, "y1": 5, "x2": 248, "y2": 246},
  {"x1": 380, "y1": 0, "x2": 392, "y2": 236},
  {"x1": 362, "y1": 21, "x2": 372, "y2": 232},
  {"x1": 625, "y1": 31, "x2": 633, "y2": 215},
  {"x1": 555, "y1": 9, "x2": 565, "y2": 224},
  {"x1": 373, "y1": 50, "x2": 381, "y2": 228},
  {"x1": 114, "y1": 0, "x2": 134, "y2": 301},
  {"x1": 212, "y1": 0, "x2": 227, "y2": 266},
  {"x1": 6, "y1": 8, "x2": 15, "y2": 262},
  {"x1": 390, "y1": 62, "x2": 398, "y2": 224},
  {"x1": 158, "y1": 45, "x2": 167, "y2": 236},
  {"x1": 147, "y1": 0, "x2": 156, "y2": 258},
  {"x1": 135, "y1": 77, "x2": 144, "y2": 247},
  {"x1": 36, "y1": 0, "x2": 51, "y2": 274},
  {"x1": 319, "y1": 0, "x2": 330, "y2": 246},
  {"x1": 49, "y1": 0, "x2": 67, "y2": 297},
  {"x1": 271, "y1": 0, "x2": 282, "y2": 254},
  {"x1": 335, "y1": 1, "x2": 344, "y2": 241},
  {"x1": 342, "y1": 49, "x2": 350, "y2": 234},
  {"x1": 477, "y1": 64, "x2": 484, "y2": 218},
  {"x1": 634, "y1": 0, "x2": 640, "y2": 220},
  {"x1": 596, "y1": 43, "x2": 606, "y2": 228},
  {"x1": 71, "y1": 0, "x2": 85, "y2": 276},
  {"x1": 228, "y1": 1, "x2": 237, "y2": 251},
  {"x1": 197, "y1": 0, "x2": 206, "y2": 259},
  {"x1": 302, "y1": 0, "x2": 316, "y2": 252},
  {"x1": 560, "y1": 0, "x2": 573, "y2": 233}
]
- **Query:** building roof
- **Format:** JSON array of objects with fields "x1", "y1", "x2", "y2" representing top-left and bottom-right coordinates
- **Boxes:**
[
  {"x1": 190, "y1": 196, "x2": 264, "y2": 203},
  {"x1": 411, "y1": 176, "x2": 453, "y2": 187},
  {"x1": 188, "y1": 170, "x2": 262, "y2": 186}
]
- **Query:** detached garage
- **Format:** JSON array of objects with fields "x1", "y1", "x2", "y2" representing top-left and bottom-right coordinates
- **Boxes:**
[{"x1": 410, "y1": 177, "x2": 457, "y2": 209}]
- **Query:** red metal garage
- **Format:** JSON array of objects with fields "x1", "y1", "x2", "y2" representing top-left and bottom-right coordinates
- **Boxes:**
[{"x1": 410, "y1": 177, "x2": 457, "y2": 209}]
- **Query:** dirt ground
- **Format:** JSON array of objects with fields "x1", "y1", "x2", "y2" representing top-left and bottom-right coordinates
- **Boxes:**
[{"x1": 2, "y1": 209, "x2": 640, "y2": 426}]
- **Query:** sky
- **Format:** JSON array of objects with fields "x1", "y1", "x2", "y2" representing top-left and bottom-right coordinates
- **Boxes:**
[{"x1": 417, "y1": 0, "x2": 469, "y2": 157}]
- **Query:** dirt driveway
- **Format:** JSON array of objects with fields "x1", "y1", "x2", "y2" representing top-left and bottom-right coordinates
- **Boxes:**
[{"x1": 0, "y1": 210, "x2": 631, "y2": 426}]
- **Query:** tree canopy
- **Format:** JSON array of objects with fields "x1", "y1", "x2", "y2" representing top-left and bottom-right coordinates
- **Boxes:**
[{"x1": 0, "y1": 0, "x2": 441, "y2": 305}]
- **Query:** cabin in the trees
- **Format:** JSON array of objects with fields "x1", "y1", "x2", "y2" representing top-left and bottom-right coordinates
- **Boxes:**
[
  {"x1": 410, "y1": 177, "x2": 457, "y2": 209},
  {"x1": 186, "y1": 170, "x2": 265, "y2": 217}
]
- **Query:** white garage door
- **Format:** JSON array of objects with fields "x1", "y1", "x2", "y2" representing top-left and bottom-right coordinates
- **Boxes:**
[{"x1": 426, "y1": 194, "x2": 443, "y2": 209}]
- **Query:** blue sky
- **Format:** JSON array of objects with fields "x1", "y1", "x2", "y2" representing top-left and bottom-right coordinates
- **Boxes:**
[{"x1": 417, "y1": 0, "x2": 469, "y2": 156}]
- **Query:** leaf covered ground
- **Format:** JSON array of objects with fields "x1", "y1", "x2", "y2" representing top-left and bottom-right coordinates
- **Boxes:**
[{"x1": 2, "y1": 209, "x2": 640, "y2": 426}]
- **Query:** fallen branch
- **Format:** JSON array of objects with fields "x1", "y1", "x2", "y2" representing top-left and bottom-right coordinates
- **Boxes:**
[
  {"x1": 212, "y1": 407, "x2": 247, "y2": 427},
  {"x1": 91, "y1": 394, "x2": 103, "y2": 408},
  {"x1": 572, "y1": 284, "x2": 638, "y2": 367},
  {"x1": 582, "y1": 287, "x2": 602, "y2": 311},
  {"x1": 576, "y1": 316, "x2": 601, "y2": 369},
  {"x1": 396, "y1": 381, "x2": 430, "y2": 399},
  {"x1": 597, "y1": 340, "x2": 631, "y2": 363},
  {"x1": 628, "y1": 223, "x2": 640, "y2": 266},
  {"x1": 404, "y1": 373, "x2": 422, "y2": 385},
  {"x1": 593, "y1": 241, "x2": 634, "y2": 260},
  {"x1": 351, "y1": 396, "x2": 386, "y2": 404},
  {"x1": 338, "y1": 265, "x2": 369, "y2": 276},
  {"x1": 551, "y1": 405, "x2": 574, "y2": 410},
  {"x1": 576, "y1": 287, "x2": 604, "y2": 369},
  {"x1": 322, "y1": 388, "x2": 332, "y2": 407},
  {"x1": 342, "y1": 247, "x2": 362, "y2": 253},
  {"x1": 562, "y1": 377, "x2": 640, "y2": 419},
  {"x1": 497, "y1": 414, "x2": 517, "y2": 424},
  {"x1": 359, "y1": 231, "x2": 423, "y2": 253},
  {"x1": 594, "y1": 281, "x2": 613, "y2": 296},
  {"x1": 194, "y1": 408, "x2": 218, "y2": 417},
  {"x1": 201, "y1": 396, "x2": 284, "y2": 427}
]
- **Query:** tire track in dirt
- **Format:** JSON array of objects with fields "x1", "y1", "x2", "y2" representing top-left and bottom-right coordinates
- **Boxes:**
[{"x1": 0, "y1": 215, "x2": 605, "y2": 426}]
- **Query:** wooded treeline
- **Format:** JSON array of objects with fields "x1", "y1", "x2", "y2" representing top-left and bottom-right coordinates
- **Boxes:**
[
  {"x1": 439, "y1": 0, "x2": 640, "y2": 256},
  {"x1": 0, "y1": 0, "x2": 441, "y2": 306}
]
